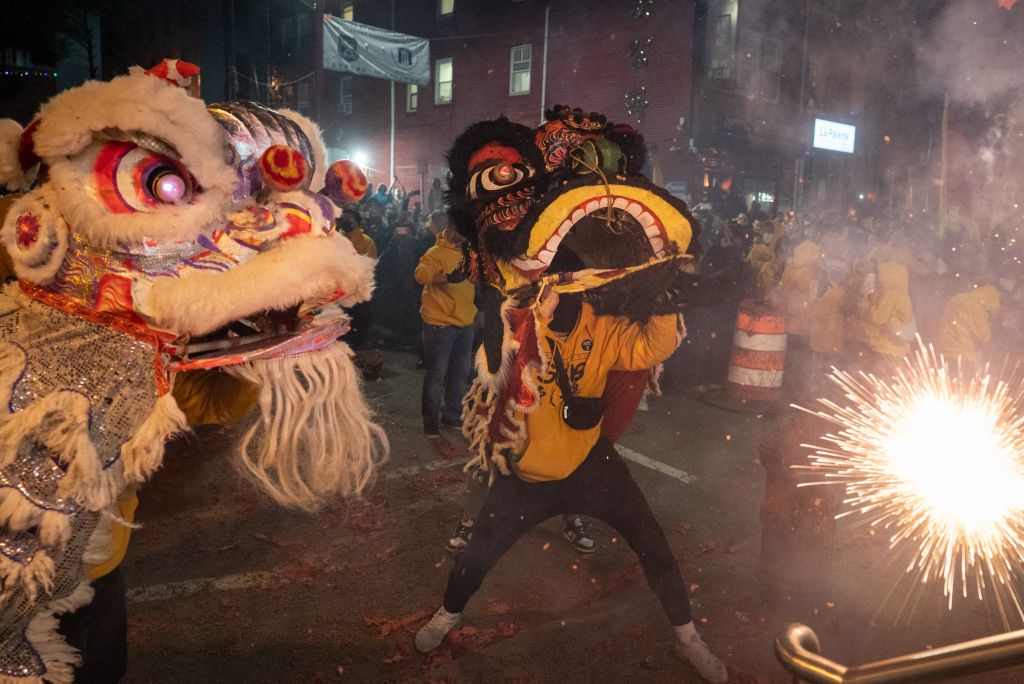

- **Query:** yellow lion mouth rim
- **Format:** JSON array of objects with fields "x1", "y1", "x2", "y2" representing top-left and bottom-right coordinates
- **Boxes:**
[{"x1": 493, "y1": 184, "x2": 691, "y2": 293}]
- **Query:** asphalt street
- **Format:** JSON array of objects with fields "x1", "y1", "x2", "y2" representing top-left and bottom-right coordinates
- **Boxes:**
[{"x1": 120, "y1": 351, "x2": 1017, "y2": 683}]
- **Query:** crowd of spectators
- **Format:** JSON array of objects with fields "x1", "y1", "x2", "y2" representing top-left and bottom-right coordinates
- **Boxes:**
[
  {"x1": 342, "y1": 180, "x2": 1022, "y2": 400},
  {"x1": 674, "y1": 197, "x2": 1023, "y2": 394}
]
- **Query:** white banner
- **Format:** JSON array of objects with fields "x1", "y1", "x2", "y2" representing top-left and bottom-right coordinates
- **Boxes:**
[{"x1": 323, "y1": 17, "x2": 430, "y2": 86}]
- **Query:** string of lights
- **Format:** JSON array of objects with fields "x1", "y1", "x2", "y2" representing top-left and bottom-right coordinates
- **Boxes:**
[{"x1": 1, "y1": 67, "x2": 58, "y2": 78}]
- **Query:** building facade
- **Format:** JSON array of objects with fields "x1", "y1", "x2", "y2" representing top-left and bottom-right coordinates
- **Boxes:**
[
  {"x1": 692, "y1": 0, "x2": 881, "y2": 214},
  {"x1": 322, "y1": 0, "x2": 698, "y2": 206}
]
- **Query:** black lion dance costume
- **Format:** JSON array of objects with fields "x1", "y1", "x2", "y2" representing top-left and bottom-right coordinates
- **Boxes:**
[
  {"x1": 414, "y1": 107, "x2": 728, "y2": 683},
  {"x1": 0, "y1": 61, "x2": 386, "y2": 682}
]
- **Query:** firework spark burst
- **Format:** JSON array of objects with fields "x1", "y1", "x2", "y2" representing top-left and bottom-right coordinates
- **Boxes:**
[{"x1": 796, "y1": 344, "x2": 1024, "y2": 625}]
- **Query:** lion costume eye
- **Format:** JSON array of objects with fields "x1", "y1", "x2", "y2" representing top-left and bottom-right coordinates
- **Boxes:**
[
  {"x1": 93, "y1": 140, "x2": 195, "y2": 214},
  {"x1": 468, "y1": 162, "x2": 534, "y2": 199}
]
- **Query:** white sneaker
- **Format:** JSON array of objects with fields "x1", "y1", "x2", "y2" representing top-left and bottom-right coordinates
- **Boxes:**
[
  {"x1": 414, "y1": 606, "x2": 462, "y2": 653},
  {"x1": 673, "y1": 624, "x2": 728, "y2": 683},
  {"x1": 638, "y1": 395, "x2": 650, "y2": 412}
]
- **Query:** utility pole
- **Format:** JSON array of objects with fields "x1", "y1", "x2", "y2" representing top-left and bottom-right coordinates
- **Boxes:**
[
  {"x1": 313, "y1": 0, "x2": 325, "y2": 125},
  {"x1": 389, "y1": 0, "x2": 397, "y2": 185}
]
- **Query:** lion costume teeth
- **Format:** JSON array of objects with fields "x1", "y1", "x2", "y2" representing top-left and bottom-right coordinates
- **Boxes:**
[{"x1": 0, "y1": 61, "x2": 386, "y2": 682}]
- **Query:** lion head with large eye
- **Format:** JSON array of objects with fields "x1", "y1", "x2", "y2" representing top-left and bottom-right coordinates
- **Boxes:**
[
  {"x1": 0, "y1": 61, "x2": 386, "y2": 681},
  {"x1": 446, "y1": 106, "x2": 703, "y2": 375}
]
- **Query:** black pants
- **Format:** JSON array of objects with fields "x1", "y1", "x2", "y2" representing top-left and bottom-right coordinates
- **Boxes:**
[
  {"x1": 443, "y1": 439, "x2": 693, "y2": 625},
  {"x1": 57, "y1": 567, "x2": 128, "y2": 684}
]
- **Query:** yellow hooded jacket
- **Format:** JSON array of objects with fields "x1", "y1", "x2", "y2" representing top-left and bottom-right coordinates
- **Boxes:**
[
  {"x1": 414, "y1": 234, "x2": 477, "y2": 327},
  {"x1": 937, "y1": 286, "x2": 1001, "y2": 362},
  {"x1": 857, "y1": 262, "x2": 916, "y2": 357},
  {"x1": 809, "y1": 281, "x2": 846, "y2": 354},
  {"x1": 770, "y1": 240, "x2": 823, "y2": 337}
]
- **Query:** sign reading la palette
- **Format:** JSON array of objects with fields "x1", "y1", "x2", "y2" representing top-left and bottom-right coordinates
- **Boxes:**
[{"x1": 813, "y1": 118, "x2": 856, "y2": 154}]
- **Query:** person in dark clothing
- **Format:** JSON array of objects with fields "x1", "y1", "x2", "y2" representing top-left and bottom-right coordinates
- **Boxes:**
[{"x1": 376, "y1": 215, "x2": 421, "y2": 348}]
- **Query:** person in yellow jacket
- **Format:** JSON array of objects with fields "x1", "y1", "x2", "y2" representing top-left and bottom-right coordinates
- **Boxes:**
[
  {"x1": 415, "y1": 287, "x2": 728, "y2": 682},
  {"x1": 338, "y1": 207, "x2": 378, "y2": 258},
  {"x1": 852, "y1": 261, "x2": 916, "y2": 359},
  {"x1": 745, "y1": 224, "x2": 776, "y2": 297},
  {"x1": 414, "y1": 224, "x2": 478, "y2": 438},
  {"x1": 768, "y1": 239, "x2": 823, "y2": 393},
  {"x1": 937, "y1": 285, "x2": 1001, "y2": 364},
  {"x1": 769, "y1": 239, "x2": 823, "y2": 337},
  {"x1": 808, "y1": 231, "x2": 850, "y2": 360}
]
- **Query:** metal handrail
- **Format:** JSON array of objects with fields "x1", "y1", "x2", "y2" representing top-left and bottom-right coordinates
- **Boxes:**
[{"x1": 775, "y1": 623, "x2": 1024, "y2": 683}]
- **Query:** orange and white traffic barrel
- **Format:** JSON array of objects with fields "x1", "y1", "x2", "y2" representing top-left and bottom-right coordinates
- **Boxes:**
[{"x1": 725, "y1": 299, "x2": 787, "y2": 403}]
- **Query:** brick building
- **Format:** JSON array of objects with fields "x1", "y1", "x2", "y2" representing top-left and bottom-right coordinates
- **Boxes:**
[{"x1": 323, "y1": 0, "x2": 698, "y2": 205}]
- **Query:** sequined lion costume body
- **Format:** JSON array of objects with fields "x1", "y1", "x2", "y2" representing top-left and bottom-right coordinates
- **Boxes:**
[
  {"x1": 449, "y1": 106, "x2": 704, "y2": 480},
  {"x1": 0, "y1": 61, "x2": 386, "y2": 682}
]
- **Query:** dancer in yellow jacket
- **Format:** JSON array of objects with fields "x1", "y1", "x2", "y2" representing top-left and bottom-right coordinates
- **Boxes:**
[{"x1": 937, "y1": 285, "x2": 1001, "y2": 364}]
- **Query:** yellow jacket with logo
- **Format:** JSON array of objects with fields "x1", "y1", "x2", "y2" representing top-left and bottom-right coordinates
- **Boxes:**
[
  {"x1": 414, "y1": 235, "x2": 477, "y2": 327},
  {"x1": 937, "y1": 285, "x2": 1001, "y2": 362},
  {"x1": 514, "y1": 304, "x2": 679, "y2": 482}
]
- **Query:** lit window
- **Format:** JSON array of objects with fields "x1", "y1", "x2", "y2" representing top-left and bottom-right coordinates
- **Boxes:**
[
  {"x1": 435, "y1": 58, "x2": 453, "y2": 104},
  {"x1": 509, "y1": 44, "x2": 532, "y2": 96},
  {"x1": 339, "y1": 76, "x2": 352, "y2": 115},
  {"x1": 341, "y1": 2, "x2": 354, "y2": 21},
  {"x1": 407, "y1": 83, "x2": 418, "y2": 112},
  {"x1": 438, "y1": 0, "x2": 454, "y2": 16}
]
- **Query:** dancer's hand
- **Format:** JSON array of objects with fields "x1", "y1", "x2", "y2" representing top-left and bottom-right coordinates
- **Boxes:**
[{"x1": 535, "y1": 284, "x2": 560, "y2": 320}]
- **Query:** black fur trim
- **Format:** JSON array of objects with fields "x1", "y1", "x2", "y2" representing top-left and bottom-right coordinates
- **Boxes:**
[{"x1": 583, "y1": 260, "x2": 732, "y2": 323}]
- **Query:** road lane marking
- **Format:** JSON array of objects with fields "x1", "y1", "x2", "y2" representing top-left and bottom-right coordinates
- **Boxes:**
[
  {"x1": 127, "y1": 451, "x2": 690, "y2": 603},
  {"x1": 128, "y1": 460, "x2": 464, "y2": 603},
  {"x1": 616, "y1": 445, "x2": 696, "y2": 484}
]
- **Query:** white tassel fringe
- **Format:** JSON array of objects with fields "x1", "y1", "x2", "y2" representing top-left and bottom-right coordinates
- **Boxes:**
[{"x1": 225, "y1": 343, "x2": 388, "y2": 510}]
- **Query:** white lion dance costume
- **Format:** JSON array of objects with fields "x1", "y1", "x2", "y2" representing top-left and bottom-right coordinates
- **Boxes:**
[{"x1": 0, "y1": 60, "x2": 386, "y2": 682}]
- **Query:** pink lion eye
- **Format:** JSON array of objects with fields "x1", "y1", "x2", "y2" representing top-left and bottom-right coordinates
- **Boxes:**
[
  {"x1": 151, "y1": 170, "x2": 188, "y2": 204},
  {"x1": 93, "y1": 140, "x2": 195, "y2": 213}
]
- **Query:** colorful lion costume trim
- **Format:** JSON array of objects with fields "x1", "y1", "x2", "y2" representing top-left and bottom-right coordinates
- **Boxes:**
[
  {"x1": 448, "y1": 106, "x2": 701, "y2": 481},
  {"x1": 0, "y1": 61, "x2": 384, "y2": 682}
]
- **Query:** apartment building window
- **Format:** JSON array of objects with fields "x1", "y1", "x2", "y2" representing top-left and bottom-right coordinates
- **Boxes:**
[
  {"x1": 407, "y1": 83, "x2": 419, "y2": 112},
  {"x1": 281, "y1": 14, "x2": 311, "y2": 52},
  {"x1": 341, "y1": 2, "x2": 354, "y2": 20},
  {"x1": 707, "y1": 14, "x2": 733, "y2": 79},
  {"x1": 338, "y1": 76, "x2": 352, "y2": 115},
  {"x1": 435, "y1": 57, "x2": 453, "y2": 104},
  {"x1": 509, "y1": 44, "x2": 532, "y2": 95},
  {"x1": 438, "y1": 0, "x2": 454, "y2": 16}
]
